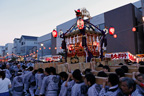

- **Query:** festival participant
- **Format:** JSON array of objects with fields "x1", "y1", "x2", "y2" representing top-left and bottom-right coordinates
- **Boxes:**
[
  {"x1": 115, "y1": 68, "x2": 125, "y2": 80},
  {"x1": 138, "y1": 67, "x2": 144, "y2": 74},
  {"x1": 59, "y1": 63, "x2": 75, "y2": 96},
  {"x1": 103, "y1": 65, "x2": 110, "y2": 72},
  {"x1": 121, "y1": 65, "x2": 128, "y2": 73},
  {"x1": 120, "y1": 77, "x2": 142, "y2": 96},
  {"x1": 84, "y1": 73, "x2": 101, "y2": 96},
  {"x1": 39, "y1": 67, "x2": 50, "y2": 96},
  {"x1": 97, "y1": 71, "x2": 108, "y2": 77},
  {"x1": 23, "y1": 66, "x2": 33, "y2": 96},
  {"x1": 35, "y1": 68, "x2": 44, "y2": 96},
  {"x1": 132, "y1": 72, "x2": 144, "y2": 95},
  {"x1": 1, "y1": 65, "x2": 12, "y2": 79},
  {"x1": 40, "y1": 67, "x2": 60, "y2": 96},
  {"x1": 0, "y1": 71, "x2": 11, "y2": 96},
  {"x1": 99, "y1": 73, "x2": 122, "y2": 96},
  {"x1": 12, "y1": 70, "x2": 24, "y2": 96},
  {"x1": 71, "y1": 69, "x2": 85, "y2": 96},
  {"x1": 59, "y1": 72, "x2": 69, "y2": 96},
  {"x1": 26, "y1": 70, "x2": 37, "y2": 96}
]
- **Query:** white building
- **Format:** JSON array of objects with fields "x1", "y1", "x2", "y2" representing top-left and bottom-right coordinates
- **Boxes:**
[
  {"x1": 0, "y1": 46, "x2": 5, "y2": 57},
  {"x1": 19, "y1": 35, "x2": 38, "y2": 57},
  {"x1": 5, "y1": 43, "x2": 13, "y2": 59},
  {"x1": 13, "y1": 38, "x2": 21, "y2": 56}
]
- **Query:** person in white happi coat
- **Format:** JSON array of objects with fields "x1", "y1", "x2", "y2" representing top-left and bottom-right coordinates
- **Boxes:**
[
  {"x1": 99, "y1": 73, "x2": 123, "y2": 96},
  {"x1": 35, "y1": 68, "x2": 44, "y2": 96},
  {"x1": 39, "y1": 67, "x2": 51, "y2": 96},
  {"x1": 26, "y1": 70, "x2": 37, "y2": 96},
  {"x1": 121, "y1": 77, "x2": 143, "y2": 96},
  {"x1": 1, "y1": 65, "x2": 12, "y2": 79},
  {"x1": 23, "y1": 66, "x2": 33, "y2": 96},
  {"x1": 12, "y1": 70, "x2": 24, "y2": 96},
  {"x1": 71, "y1": 69, "x2": 85, "y2": 96},
  {"x1": 59, "y1": 72, "x2": 75, "y2": 96},
  {"x1": 40, "y1": 67, "x2": 60, "y2": 96},
  {"x1": 84, "y1": 73, "x2": 102, "y2": 96}
]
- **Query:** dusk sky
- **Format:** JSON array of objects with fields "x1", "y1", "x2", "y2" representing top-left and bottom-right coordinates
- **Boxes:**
[{"x1": 0, "y1": 0, "x2": 139, "y2": 45}]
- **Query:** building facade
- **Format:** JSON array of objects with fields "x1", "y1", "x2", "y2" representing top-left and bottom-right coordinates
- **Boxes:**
[
  {"x1": 0, "y1": 46, "x2": 5, "y2": 57},
  {"x1": 4, "y1": 43, "x2": 13, "y2": 59},
  {"x1": 37, "y1": 33, "x2": 53, "y2": 60},
  {"x1": 13, "y1": 38, "x2": 21, "y2": 56},
  {"x1": 105, "y1": 3, "x2": 144, "y2": 55},
  {"x1": 19, "y1": 35, "x2": 38, "y2": 57}
]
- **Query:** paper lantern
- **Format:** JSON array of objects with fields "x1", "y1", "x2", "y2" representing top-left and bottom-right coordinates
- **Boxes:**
[
  {"x1": 52, "y1": 29, "x2": 57, "y2": 38},
  {"x1": 113, "y1": 34, "x2": 117, "y2": 38},
  {"x1": 77, "y1": 19, "x2": 84, "y2": 29},
  {"x1": 109, "y1": 27, "x2": 115, "y2": 35}
]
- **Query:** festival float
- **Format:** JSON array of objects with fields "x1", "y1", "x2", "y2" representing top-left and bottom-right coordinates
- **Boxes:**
[{"x1": 60, "y1": 8, "x2": 107, "y2": 63}]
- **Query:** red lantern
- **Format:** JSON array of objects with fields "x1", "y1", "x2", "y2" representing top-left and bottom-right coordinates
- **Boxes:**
[
  {"x1": 113, "y1": 34, "x2": 117, "y2": 38},
  {"x1": 77, "y1": 19, "x2": 84, "y2": 29},
  {"x1": 132, "y1": 27, "x2": 136, "y2": 32},
  {"x1": 109, "y1": 27, "x2": 115, "y2": 35},
  {"x1": 52, "y1": 29, "x2": 57, "y2": 38},
  {"x1": 44, "y1": 47, "x2": 46, "y2": 49},
  {"x1": 49, "y1": 47, "x2": 51, "y2": 50},
  {"x1": 55, "y1": 47, "x2": 57, "y2": 50}
]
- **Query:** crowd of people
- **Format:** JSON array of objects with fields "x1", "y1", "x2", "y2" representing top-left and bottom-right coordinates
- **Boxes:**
[{"x1": 0, "y1": 61, "x2": 144, "y2": 96}]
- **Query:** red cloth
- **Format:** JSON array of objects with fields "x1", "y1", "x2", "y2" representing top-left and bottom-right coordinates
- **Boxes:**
[{"x1": 140, "y1": 83, "x2": 144, "y2": 87}]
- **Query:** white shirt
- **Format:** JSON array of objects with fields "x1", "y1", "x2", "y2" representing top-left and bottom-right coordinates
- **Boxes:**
[
  {"x1": 87, "y1": 84, "x2": 101, "y2": 96},
  {"x1": 0, "y1": 78, "x2": 11, "y2": 93}
]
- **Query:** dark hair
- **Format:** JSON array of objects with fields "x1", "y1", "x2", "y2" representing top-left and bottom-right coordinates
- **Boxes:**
[
  {"x1": 28, "y1": 67, "x2": 33, "y2": 71},
  {"x1": 38, "y1": 68, "x2": 44, "y2": 73},
  {"x1": 50, "y1": 67, "x2": 56, "y2": 75},
  {"x1": 98, "y1": 63, "x2": 103, "y2": 67},
  {"x1": 97, "y1": 71, "x2": 108, "y2": 77},
  {"x1": 139, "y1": 67, "x2": 144, "y2": 74},
  {"x1": 45, "y1": 67, "x2": 50, "y2": 75},
  {"x1": 115, "y1": 68, "x2": 125, "y2": 77},
  {"x1": 103, "y1": 65, "x2": 110, "y2": 72},
  {"x1": 72, "y1": 69, "x2": 82, "y2": 81},
  {"x1": 119, "y1": 63, "x2": 123, "y2": 65},
  {"x1": 85, "y1": 73, "x2": 95, "y2": 86},
  {"x1": 137, "y1": 74, "x2": 144, "y2": 79},
  {"x1": 139, "y1": 61, "x2": 144, "y2": 65},
  {"x1": 84, "y1": 68, "x2": 91, "y2": 75},
  {"x1": 22, "y1": 65, "x2": 26, "y2": 69},
  {"x1": 33, "y1": 70, "x2": 38, "y2": 75},
  {"x1": 121, "y1": 65, "x2": 128, "y2": 73},
  {"x1": 0, "y1": 71, "x2": 5, "y2": 80},
  {"x1": 59, "y1": 72, "x2": 68, "y2": 81},
  {"x1": 121, "y1": 77, "x2": 136, "y2": 90},
  {"x1": 18, "y1": 70, "x2": 22, "y2": 72},
  {"x1": 1, "y1": 65, "x2": 6, "y2": 69},
  {"x1": 108, "y1": 74, "x2": 119, "y2": 86}
]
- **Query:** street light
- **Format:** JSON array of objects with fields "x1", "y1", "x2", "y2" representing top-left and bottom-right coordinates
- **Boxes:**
[
  {"x1": 41, "y1": 43, "x2": 44, "y2": 47},
  {"x1": 40, "y1": 43, "x2": 44, "y2": 60}
]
